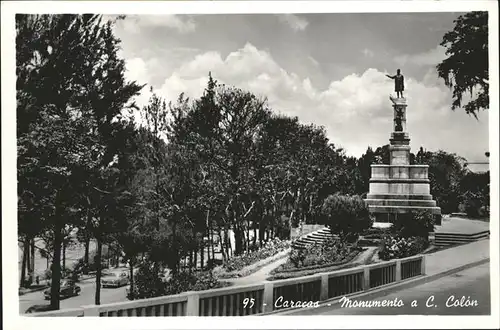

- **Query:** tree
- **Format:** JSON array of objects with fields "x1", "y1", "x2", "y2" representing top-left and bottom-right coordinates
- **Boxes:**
[
  {"x1": 320, "y1": 194, "x2": 372, "y2": 242},
  {"x1": 437, "y1": 11, "x2": 488, "y2": 117},
  {"x1": 16, "y1": 14, "x2": 142, "y2": 309},
  {"x1": 181, "y1": 77, "x2": 272, "y2": 256},
  {"x1": 415, "y1": 149, "x2": 467, "y2": 214}
]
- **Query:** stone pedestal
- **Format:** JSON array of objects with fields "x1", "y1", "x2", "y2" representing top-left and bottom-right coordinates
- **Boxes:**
[{"x1": 364, "y1": 97, "x2": 441, "y2": 225}]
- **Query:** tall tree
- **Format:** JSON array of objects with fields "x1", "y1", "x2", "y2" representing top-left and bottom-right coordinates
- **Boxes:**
[
  {"x1": 16, "y1": 14, "x2": 142, "y2": 308},
  {"x1": 437, "y1": 11, "x2": 489, "y2": 117}
]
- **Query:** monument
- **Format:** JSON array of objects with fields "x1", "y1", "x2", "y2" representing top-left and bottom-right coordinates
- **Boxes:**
[{"x1": 364, "y1": 71, "x2": 441, "y2": 225}]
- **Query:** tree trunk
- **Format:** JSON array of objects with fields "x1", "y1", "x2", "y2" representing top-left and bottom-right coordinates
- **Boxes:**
[
  {"x1": 95, "y1": 235, "x2": 103, "y2": 305},
  {"x1": 200, "y1": 240, "x2": 204, "y2": 270},
  {"x1": 84, "y1": 214, "x2": 91, "y2": 274},
  {"x1": 20, "y1": 238, "x2": 28, "y2": 287},
  {"x1": 210, "y1": 229, "x2": 215, "y2": 262},
  {"x1": 62, "y1": 241, "x2": 66, "y2": 272},
  {"x1": 253, "y1": 226, "x2": 257, "y2": 247},
  {"x1": 30, "y1": 239, "x2": 35, "y2": 285},
  {"x1": 188, "y1": 250, "x2": 193, "y2": 274},
  {"x1": 218, "y1": 229, "x2": 226, "y2": 262},
  {"x1": 26, "y1": 240, "x2": 30, "y2": 283},
  {"x1": 194, "y1": 247, "x2": 198, "y2": 270},
  {"x1": 234, "y1": 227, "x2": 244, "y2": 255},
  {"x1": 246, "y1": 223, "x2": 250, "y2": 252},
  {"x1": 259, "y1": 216, "x2": 265, "y2": 248},
  {"x1": 224, "y1": 229, "x2": 229, "y2": 258},
  {"x1": 129, "y1": 261, "x2": 134, "y2": 300},
  {"x1": 50, "y1": 220, "x2": 63, "y2": 310},
  {"x1": 206, "y1": 231, "x2": 211, "y2": 264}
]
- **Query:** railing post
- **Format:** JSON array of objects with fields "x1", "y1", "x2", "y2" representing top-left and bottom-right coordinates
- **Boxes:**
[
  {"x1": 420, "y1": 255, "x2": 426, "y2": 275},
  {"x1": 263, "y1": 282, "x2": 274, "y2": 313},
  {"x1": 186, "y1": 292, "x2": 200, "y2": 316},
  {"x1": 82, "y1": 305, "x2": 100, "y2": 317},
  {"x1": 363, "y1": 267, "x2": 370, "y2": 290},
  {"x1": 320, "y1": 274, "x2": 329, "y2": 301},
  {"x1": 395, "y1": 260, "x2": 402, "y2": 281}
]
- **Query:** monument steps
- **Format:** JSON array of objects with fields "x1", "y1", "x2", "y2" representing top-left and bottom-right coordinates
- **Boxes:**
[
  {"x1": 291, "y1": 227, "x2": 336, "y2": 250},
  {"x1": 364, "y1": 199, "x2": 437, "y2": 207},
  {"x1": 366, "y1": 194, "x2": 433, "y2": 200},
  {"x1": 434, "y1": 231, "x2": 489, "y2": 246},
  {"x1": 368, "y1": 205, "x2": 441, "y2": 214}
]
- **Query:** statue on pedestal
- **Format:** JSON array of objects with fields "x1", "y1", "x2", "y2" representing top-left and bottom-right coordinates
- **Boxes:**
[{"x1": 386, "y1": 69, "x2": 405, "y2": 98}]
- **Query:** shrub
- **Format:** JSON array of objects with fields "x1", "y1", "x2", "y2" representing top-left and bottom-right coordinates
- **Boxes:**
[
  {"x1": 129, "y1": 260, "x2": 231, "y2": 299},
  {"x1": 289, "y1": 248, "x2": 306, "y2": 268},
  {"x1": 392, "y1": 210, "x2": 435, "y2": 240},
  {"x1": 462, "y1": 191, "x2": 484, "y2": 218},
  {"x1": 131, "y1": 260, "x2": 166, "y2": 299},
  {"x1": 321, "y1": 194, "x2": 372, "y2": 241},
  {"x1": 283, "y1": 237, "x2": 359, "y2": 270},
  {"x1": 378, "y1": 236, "x2": 428, "y2": 260}
]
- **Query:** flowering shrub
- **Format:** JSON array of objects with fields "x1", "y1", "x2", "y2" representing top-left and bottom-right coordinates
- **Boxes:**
[
  {"x1": 222, "y1": 238, "x2": 291, "y2": 272},
  {"x1": 284, "y1": 237, "x2": 359, "y2": 270},
  {"x1": 378, "y1": 236, "x2": 428, "y2": 261}
]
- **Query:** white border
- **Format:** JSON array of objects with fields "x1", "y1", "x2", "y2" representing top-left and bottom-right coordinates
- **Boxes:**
[{"x1": 2, "y1": 1, "x2": 499, "y2": 329}]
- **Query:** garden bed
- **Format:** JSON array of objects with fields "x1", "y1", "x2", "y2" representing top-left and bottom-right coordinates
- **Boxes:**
[
  {"x1": 272, "y1": 249, "x2": 362, "y2": 274},
  {"x1": 217, "y1": 248, "x2": 290, "y2": 279},
  {"x1": 267, "y1": 249, "x2": 364, "y2": 281}
]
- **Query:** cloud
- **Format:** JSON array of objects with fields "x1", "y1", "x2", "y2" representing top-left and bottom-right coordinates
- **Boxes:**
[
  {"x1": 277, "y1": 14, "x2": 309, "y2": 32},
  {"x1": 395, "y1": 45, "x2": 447, "y2": 67},
  {"x1": 125, "y1": 43, "x2": 488, "y2": 161},
  {"x1": 118, "y1": 15, "x2": 196, "y2": 34}
]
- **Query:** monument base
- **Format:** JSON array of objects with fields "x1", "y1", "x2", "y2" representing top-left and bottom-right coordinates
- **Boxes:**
[{"x1": 364, "y1": 97, "x2": 441, "y2": 227}]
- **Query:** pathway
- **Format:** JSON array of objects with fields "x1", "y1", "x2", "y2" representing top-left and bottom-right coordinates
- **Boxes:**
[
  {"x1": 425, "y1": 238, "x2": 489, "y2": 275},
  {"x1": 225, "y1": 252, "x2": 290, "y2": 286}
]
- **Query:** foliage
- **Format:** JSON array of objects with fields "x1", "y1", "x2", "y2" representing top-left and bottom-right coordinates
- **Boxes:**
[
  {"x1": 129, "y1": 260, "x2": 166, "y2": 300},
  {"x1": 222, "y1": 238, "x2": 290, "y2": 272},
  {"x1": 391, "y1": 210, "x2": 435, "y2": 240},
  {"x1": 378, "y1": 236, "x2": 428, "y2": 261},
  {"x1": 437, "y1": 11, "x2": 489, "y2": 117},
  {"x1": 415, "y1": 149, "x2": 468, "y2": 213},
  {"x1": 16, "y1": 13, "x2": 143, "y2": 308},
  {"x1": 285, "y1": 237, "x2": 360, "y2": 270},
  {"x1": 289, "y1": 248, "x2": 306, "y2": 268},
  {"x1": 320, "y1": 194, "x2": 372, "y2": 241},
  {"x1": 459, "y1": 171, "x2": 490, "y2": 217},
  {"x1": 129, "y1": 261, "x2": 230, "y2": 299},
  {"x1": 461, "y1": 191, "x2": 485, "y2": 218}
]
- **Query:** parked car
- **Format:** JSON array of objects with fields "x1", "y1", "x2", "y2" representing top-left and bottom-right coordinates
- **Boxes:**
[
  {"x1": 43, "y1": 279, "x2": 81, "y2": 300},
  {"x1": 25, "y1": 304, "x2": 57, "y2": 314},
  {"x1": 101, "y1": 270, "x2": 129, "y2": 288}
]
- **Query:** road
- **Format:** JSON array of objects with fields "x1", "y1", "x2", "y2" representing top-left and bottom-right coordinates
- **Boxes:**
[
  {"x1": 19, "y1": 278, "x2": 128, "y2": 314},
  {"x1": 288, "y1": 262, "x2": 490, "y2": 315}
]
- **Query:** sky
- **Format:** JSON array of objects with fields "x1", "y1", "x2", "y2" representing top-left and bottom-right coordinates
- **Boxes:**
[{"x1": 112, "y1": 12, "x2": 490, "y2": 169}]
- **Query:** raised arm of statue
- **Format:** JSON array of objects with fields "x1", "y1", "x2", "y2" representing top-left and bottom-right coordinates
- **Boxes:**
[{"x1": 386, "y1": 74, "x2": 395, "y2": 79}]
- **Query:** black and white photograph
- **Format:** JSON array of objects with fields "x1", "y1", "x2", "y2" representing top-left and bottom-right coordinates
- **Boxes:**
[{"x1": 2, "y1": 1, "x2": 499, "y2": 329}]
